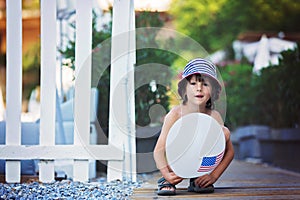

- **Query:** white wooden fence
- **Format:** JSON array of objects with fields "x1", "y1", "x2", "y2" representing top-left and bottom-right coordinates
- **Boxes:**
[{"x1": 0, "y1": 0, "x2": 136, "y2": 183}]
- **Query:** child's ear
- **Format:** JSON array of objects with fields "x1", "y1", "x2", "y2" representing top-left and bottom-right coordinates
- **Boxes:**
[
  {"x1": 206, "y1": 98, "x2": 212, "y2": 108},
  {"x1": 184, "y1": 94, "x2": 188, "y2": 102}
]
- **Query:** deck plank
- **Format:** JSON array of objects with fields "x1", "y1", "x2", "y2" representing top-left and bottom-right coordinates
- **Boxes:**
[{"x1": 133, "y1": 160, "x2": 300, "y2": 199}]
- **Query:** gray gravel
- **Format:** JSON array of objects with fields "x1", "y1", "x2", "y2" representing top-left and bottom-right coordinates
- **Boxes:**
[{"x1": 0, "y1": 179, "x2": 142, "y2": 200}]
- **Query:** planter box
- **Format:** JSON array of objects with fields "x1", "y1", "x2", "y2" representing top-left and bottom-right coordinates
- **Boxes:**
[
  {"x1": 259, "y1": 128, "x2": 300, "y2": 173},
  {"x1": 233, "y1": 125, "x2": 271, "y2": 159},
  {"x1": 231, "y1": 133, "x2": 241, "y2": 159},
  {"x1": 136, "y1": 126, "x2": 161, "y2": 173}
]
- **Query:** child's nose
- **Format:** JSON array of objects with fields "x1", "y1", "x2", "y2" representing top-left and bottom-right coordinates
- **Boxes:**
[{"x1": 197, "y1": 83, "x2": 202, "y2": 91}]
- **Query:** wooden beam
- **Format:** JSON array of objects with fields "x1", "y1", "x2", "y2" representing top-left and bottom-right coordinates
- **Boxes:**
[{"x1": 0, "y1": 145, "x2": 123, "y2": 160}]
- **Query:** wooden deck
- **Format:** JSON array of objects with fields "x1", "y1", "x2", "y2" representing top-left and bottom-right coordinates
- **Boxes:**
[{"x1": 132, "y1": 160, "x2": 300, "y2": 199}]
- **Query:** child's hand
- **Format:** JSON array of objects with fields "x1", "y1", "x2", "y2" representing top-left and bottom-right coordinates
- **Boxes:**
[
  {"x1": 165, "y1": 172, "x2": 183, "y2": 185},
  {"x1": 194, "y1": 174, "x2": 217, "y2": 188}
]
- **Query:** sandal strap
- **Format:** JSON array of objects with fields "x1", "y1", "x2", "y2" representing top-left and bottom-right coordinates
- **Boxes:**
[
  {"x1": 157, "y1": 177, "x2": 176, "y2": 190},
  {"x1": 157, "y1": 177, "x2": 166, "y2": 184},
  {"x1": 158, "y1": 182, "x2": 176, "y2": 189}
]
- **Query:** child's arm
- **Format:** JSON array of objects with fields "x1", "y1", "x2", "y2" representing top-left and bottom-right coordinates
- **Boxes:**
[
  {"x1": 195, "y1": 126, "x2": 234, "y2": 187},
  {"x1": 153, "y1": 108, "x2": 183, "y2": 185}
]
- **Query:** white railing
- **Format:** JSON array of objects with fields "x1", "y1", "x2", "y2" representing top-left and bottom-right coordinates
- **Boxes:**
[{"x1": 0, "y1": 0, "x2": 136, "y2": 183}]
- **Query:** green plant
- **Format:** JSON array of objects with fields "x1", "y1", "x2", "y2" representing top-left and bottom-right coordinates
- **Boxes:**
[
  {"x1": 219, "y1": 62, "x2": 254, "y2": 129},
  {"x1": 220, "y1": 47, "x2": 300, "y2": 130},
  {"x1": 169, "y1": 0, "x2": 300, "y2": 53},
  {"x1": 254, "y1": 48, "x2": 300, "y2": 128},
  {"x1": 22, "y1": 42, "x2": 40, "y2": 101}
]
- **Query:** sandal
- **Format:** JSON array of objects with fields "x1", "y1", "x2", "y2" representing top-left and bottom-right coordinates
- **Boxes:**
[
  {"x1": 188, "y1": 178, "x2": 214, "y2": 193},
  {"x1": 157, "y1": 177, "x2": 176, "y2": 196}
]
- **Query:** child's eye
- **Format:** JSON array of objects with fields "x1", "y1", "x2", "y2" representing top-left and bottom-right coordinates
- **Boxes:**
[
  {"x1": 190, "y1": 82, "x2": 196, "y2": 85},
  {"x1": 203, "y1": 82, "x2": 209, "y2": 86}
]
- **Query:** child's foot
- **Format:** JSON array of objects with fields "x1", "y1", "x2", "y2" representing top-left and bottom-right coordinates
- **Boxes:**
[
  {"x1": 188, "y1": 178, "x2": 214, "y2": 193},
  {"x1": 157, "y1": 177, "x2": 176, "y2": 196}
]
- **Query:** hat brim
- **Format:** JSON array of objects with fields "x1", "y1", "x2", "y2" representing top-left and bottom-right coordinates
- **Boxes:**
[{"x1": 178, "y1": 72, "x2": 222, "y2": 92}]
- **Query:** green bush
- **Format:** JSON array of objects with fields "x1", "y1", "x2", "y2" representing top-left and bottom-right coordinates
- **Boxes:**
[
  {"x1": 254, "y1": 49, "x2": 300, "y2": 128},
  {"x1": 219, "y1": 62, "x2": 254, "y2": 129},
  {"x1": 220, "y1": 48, "x2": 300, "y2": 130}
]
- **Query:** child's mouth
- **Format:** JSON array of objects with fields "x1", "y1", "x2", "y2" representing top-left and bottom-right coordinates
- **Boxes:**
[{"x1": 195, "y1": 94, "x2": 204, "y2": 98}]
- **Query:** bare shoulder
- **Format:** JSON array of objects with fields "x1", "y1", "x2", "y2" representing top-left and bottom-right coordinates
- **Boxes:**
[
  {"x1": 210, "y1": 110, "x2": 224, "y2": 126},
  {"x1": 165, "y1": 105, "x2": 181, "y2": 123}
]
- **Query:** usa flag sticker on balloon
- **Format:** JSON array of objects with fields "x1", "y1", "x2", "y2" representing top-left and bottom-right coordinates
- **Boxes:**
[{"x1": 166, "y1": 113, "x2": 226, "y2": 178}]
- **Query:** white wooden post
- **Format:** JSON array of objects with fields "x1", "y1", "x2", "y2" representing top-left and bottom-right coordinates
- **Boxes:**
[
  {"x1": 5, "y1": 0, "x2": 22, "y2": 183},
  {"x1": 129, "y1": 0, "x2": 137, "y2": 182},
  {"x1": 39, "y1": 0, "x2": 57, "y2": 183},
  {"x1": 73, "y1": 0, "x2": 92, "y2": 182},
  {"x1": 108, "y1": 0, "x2": 137, "y2": 182}
]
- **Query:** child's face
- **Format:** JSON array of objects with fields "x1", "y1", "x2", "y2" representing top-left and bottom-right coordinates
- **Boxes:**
[{"x1": 185, "y1": 75, "x2": 212, "y2": 107}]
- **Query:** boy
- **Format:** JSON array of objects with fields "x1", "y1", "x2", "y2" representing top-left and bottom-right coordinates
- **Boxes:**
[{"x1": 153, "y1": 58, "x2": 234, "y2": 195}]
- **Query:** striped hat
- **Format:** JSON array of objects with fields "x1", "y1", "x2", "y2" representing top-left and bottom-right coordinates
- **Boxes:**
[{"x1": 179, "y1": 58, "x2": 222, "y2": 91}]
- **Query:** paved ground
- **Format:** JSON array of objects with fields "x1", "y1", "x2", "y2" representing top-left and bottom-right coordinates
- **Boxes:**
[{"x1": 132, "y1": 160, "x2": 300, "y2": 199}]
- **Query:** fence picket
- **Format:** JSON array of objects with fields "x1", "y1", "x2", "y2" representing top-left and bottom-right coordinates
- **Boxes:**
[
  {"x1": 73, "y1": 0, "x2": 93, "y2": 182},
  {"x1": 5, "y1": 0, "x2": 22, "y2": 183},
  {"x1": 39, "y1": 0, "x2": 57, "y2": 183}
]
